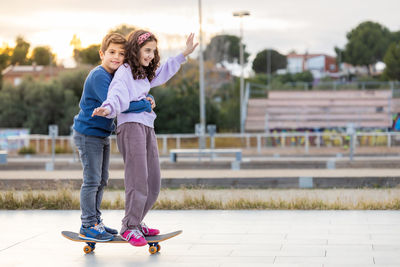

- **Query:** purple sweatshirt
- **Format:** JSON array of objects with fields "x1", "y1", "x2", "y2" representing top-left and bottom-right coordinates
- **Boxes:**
[{"x1": 101, "y1": 53, "x2": 186, "y2": 128}]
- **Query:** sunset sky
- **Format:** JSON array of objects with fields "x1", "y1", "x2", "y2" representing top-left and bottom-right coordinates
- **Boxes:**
[{"x1": 1, "y1": 0, "x2": 399, "y2": 67}]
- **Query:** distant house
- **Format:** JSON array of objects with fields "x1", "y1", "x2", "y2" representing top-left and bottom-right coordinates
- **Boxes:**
[
  {"x1": 1, "y1": 65, "x2": 64, "y2": 86},
  {"x1": 286, "y1": 53, "x2": 339, "y2": 79}
]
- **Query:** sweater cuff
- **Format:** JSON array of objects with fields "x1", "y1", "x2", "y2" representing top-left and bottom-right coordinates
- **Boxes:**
[
  {"x1": 102, "y1": 104, "x2": 114, "y2": 119},
  {"x1": 176, "y1": 53, "x2": 187, "y2": 64}
]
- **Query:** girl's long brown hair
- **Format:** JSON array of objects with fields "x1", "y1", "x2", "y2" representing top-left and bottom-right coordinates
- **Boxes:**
[{"x1": 124, "y1": 30, "x2": 160, "y2": 82}]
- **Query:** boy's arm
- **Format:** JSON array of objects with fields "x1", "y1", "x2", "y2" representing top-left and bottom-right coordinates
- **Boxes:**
[
  {"x1": 122, "y1": 99, "x2": 152, "y2": 113},
  {"x1": 123, "y1": 94, "x2": 155, "y2": 113},
  {"x1": 91, "y1": 72, "x2": 112, "y2": 102}
]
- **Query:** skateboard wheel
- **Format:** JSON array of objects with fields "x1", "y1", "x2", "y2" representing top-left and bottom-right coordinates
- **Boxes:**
[
  {"x1": 83, "y1": 245, "x2": 92, "y2": 254},
  {"x1": 156, "y1": 244, "x2": 161, "y2": 252},
  {"x1": 149, "y1": 246, "x2": 157, "y2": 254}
]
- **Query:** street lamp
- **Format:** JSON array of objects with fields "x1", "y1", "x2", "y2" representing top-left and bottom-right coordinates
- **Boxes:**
[
  {"x1": 233, "y1": 11, "x2": 250, "y2": 133},
  {"x1": 198, "y1": 0, "x2": 206, "y2": 149}
]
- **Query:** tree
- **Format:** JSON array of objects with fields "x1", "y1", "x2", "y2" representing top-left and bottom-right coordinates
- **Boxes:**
[
  {"x1": 70, "y1": 34, "x2": 82, "y2": 50},
  {"x1": 73, "y1": 44, "x2": 101, "y2": 65},
  {"x1": 204, "y1": 35, "x2": 250, "y2": 65},
  {"x1": 151, "y1": 59, "x2": 218, "y2": 133},
  {"x1": 0, "y1": 46, "x2": 12, "y2": 70},
  {"x1": 11, "y1": 36, "x2": 30, "y2": 65},
  {"x1": 0, "y1": 82, "x2": 27, "y2": 126},
  {"x1": 392, "y1": 31, "x2": 400, "y2": 43},
  {"x1": 30, "y1": 46, "x2": 56, "y2": 65},
  {"x1": 22, "y1": 78, "x2": 78, "y2": 134},
  {"x1": 383, "y1": 42, "x2": 400, "y2": 80},
  {"x1": 109, "y1": 24, "x2": 136, "y2": 37},
  {"x1": 252, "y1": 49, "x2": 287, "y2": 74},
  {"x1": 342, "y1": 21, "x2": 392, "y2": 74},
  {"x1": 58, "y1": 66, "x2": 91, "y2": 99}
]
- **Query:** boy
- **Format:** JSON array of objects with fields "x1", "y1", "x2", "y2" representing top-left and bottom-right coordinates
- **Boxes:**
[{"x1": 73, "y1": 33, "x2": 155, "y2": 241}]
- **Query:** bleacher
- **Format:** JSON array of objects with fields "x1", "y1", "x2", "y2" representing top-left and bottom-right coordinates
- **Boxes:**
[{"x1": 245, "y1": 90, "x2": 393, "y2": 132}]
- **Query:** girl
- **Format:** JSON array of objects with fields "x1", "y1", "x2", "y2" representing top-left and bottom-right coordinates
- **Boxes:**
[{"x1": 92, "y1": 30, "x2": 198, "y2": 246}]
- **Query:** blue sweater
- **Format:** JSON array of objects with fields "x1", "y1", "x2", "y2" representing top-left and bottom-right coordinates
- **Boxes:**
[{"x1": 73, "y1": 66, "x2": 152, "y2": 137}]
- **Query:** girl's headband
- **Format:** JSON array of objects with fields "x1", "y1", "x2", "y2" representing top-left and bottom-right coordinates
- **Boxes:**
[{"x1": 138, "y1": 32, "x2": 152, "y2": 45}]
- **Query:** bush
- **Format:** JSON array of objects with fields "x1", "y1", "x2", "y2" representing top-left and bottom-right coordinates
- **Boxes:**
[{"x1": 18, "y1": 146, "x2": 36, "y2": 155}]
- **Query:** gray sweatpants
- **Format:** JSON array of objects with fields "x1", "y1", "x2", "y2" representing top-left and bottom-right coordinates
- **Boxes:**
[{"x1": 116, "y1": 122, "x2": 161, "y2": 234}]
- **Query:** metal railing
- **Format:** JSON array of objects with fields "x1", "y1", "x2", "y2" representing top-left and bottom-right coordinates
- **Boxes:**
[{"x1": 5, "y1": 131, "x2": 400, "y2": 155}]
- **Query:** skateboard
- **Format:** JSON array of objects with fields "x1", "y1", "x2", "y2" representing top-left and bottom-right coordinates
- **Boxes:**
[{"x1": 61, "y1": 230, "x2": 182, "y2": 254}]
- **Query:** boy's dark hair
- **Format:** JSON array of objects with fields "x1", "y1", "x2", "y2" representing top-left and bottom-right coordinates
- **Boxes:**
[
  {"x1": 100, "y1": 33, "x2": 126, "y2": 53},
  {"x1": 124, "y1": 30, "x2": 160, "y2": 82}
]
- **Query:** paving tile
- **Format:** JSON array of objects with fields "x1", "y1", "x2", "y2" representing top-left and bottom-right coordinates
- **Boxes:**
[
  {"x1": 274, "y1": 256, "x2": 326, "y2": 264},
  {"x1": 373, "y1": 244, "x2": 400, "y2": 251}
]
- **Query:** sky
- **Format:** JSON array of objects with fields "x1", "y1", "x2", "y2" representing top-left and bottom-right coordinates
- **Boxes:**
[{"x1": 1, "y1": 0, "x2": 399, "y2": 69}]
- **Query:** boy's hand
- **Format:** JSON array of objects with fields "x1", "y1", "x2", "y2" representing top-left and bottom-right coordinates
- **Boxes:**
[
  {"x1": 147, "y1": 96, "x2": 156, "y2": 109},
  {"x1": 92, "y1": 107, "x2": 110, "y2": 117},
  {"x1": 182, "y1": 33, "x2": 198, "y2": 57}
]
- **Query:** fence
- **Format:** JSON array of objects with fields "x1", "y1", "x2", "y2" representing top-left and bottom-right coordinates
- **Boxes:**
[{"x1": 6, "y1": 131, "x2": 400, "y2": 156}]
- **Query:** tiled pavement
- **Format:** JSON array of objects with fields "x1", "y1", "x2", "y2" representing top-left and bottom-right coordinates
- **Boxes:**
[{"x1": 0, "y1": 210, "x2": 399, "y2": 267}]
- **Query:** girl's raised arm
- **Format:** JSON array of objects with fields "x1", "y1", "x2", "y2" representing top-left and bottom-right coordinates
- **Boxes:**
[{"x1": 150, "y1": 33, "x2": 198, "y2": 88}]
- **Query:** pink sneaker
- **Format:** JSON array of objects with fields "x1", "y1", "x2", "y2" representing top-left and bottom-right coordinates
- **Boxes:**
[
  {"x1": 121, "y1": 229, "x2": 147, "y2": 246},
  {"x1": 140, "y1": 222, "x2": 160, "y2": 236}
]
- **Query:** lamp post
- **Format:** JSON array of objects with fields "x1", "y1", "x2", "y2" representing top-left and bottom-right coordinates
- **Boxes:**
[
  {"x1": 233, "y1": 11, "x2": 250, "y2": 134},
  {"x1": 198, "y1": 0, "x2": 206, "y2": 149}
]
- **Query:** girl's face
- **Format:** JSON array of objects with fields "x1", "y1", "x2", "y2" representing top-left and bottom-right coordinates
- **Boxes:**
[{"x1": 139, "y1": 40, "x2": 157, "y2": 67}]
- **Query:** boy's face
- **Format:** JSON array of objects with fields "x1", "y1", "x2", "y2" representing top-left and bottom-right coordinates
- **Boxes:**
[
  {"x1": 99, "y1": 43, "x2": 125, "y2": 73},
  {"x1": 139, "y1": 41, "x2": 157, "y2": 67}
]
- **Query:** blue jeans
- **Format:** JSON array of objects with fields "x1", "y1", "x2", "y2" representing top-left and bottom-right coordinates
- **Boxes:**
[{"x1": 73, "y1": 130, "x2": 110, "y2": 227}]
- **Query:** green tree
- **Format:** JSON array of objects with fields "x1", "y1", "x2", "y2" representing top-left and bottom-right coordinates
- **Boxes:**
[
  {"x1": 0, "y1": 82, "x2": 27, "y2": 126},
  {"x1": 252, "y1": 49, "x2": 287, "y2": 74},
  {"x1": 73, "y1": 44, "x2": 101, "y2": 65},
  {"x1": 30, "y1": 46, "x2": 56, "y2": 65},
  {"x1": 11, "y1": 36, "x2": 30, "y2": 65},
  {"x1": 204, "y1": 35, "x2": 250, "y2": 65},
  {"x1": 151, "y1": 60, "x2": 218, "y2": 133},
  {"x1": 294, "y1": 71, "x2": 313, "y2": 83},
  {"x1": 0, "y1": 74, "x2": 79, "y2": 134},
  {"x1": 213, "y1": 80, "x2": 240, "y2": 132},
  {"x1": 392, "y1": 31, "x2": 400, "y2": 43},
  {"x1": 0, "y1": 46, "x2": 12, "y2": 70},
  {"x1": 0, "y1": 46, "x2": 12, "y2": 89},
  {"x1": 109, "y1": 24, "x2": 136, "y2": 37},
  {"x1": 383, "y1": 42, "x2": 400, "y2": 80},
  {"x1": 57, "y1": 66, "x2": 91, "y2": 99},
  {"x1": 23, "y1": 79, "x2": 78, "y2": 134},
  {"x1": 342, "y1": 21, "x2": 392, "y2": 74},
  {"x1": 276, "y1": 71, "x2": 313, "y2": 85}
]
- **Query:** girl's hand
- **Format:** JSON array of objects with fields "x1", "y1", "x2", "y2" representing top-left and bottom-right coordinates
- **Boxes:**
[
  {"x1": 92, "y1": 107, "x2": 110, "y2": 117},
  {"x1": 182, "y1": 33, "x2": 199, "y2": 57}
]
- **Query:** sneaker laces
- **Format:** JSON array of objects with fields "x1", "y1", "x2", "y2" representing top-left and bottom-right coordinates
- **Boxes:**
[
  {"x1": 125, "y1": 229, "x2": 143, "y2": 241},
  {"x1": 140, "y1": 222, "x2": 149, "y2": 235},
  {"x1": 93, "y1": 223, "x2": 106, "y2": 233}
]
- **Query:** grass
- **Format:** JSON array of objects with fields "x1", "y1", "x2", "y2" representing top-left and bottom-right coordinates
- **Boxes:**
[{"x1": 1, "y1": 188, "x2": 400, "y2": 210}]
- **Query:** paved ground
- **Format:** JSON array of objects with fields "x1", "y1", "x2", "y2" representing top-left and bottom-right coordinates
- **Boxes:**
[{"x1": 0, "y1": 210, "x2": 399, "y2": 267}]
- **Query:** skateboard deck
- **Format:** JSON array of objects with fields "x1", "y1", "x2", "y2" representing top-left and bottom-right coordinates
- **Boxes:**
[{"x1": 61, "y1": 230, "x2": 182, "y2": 254}]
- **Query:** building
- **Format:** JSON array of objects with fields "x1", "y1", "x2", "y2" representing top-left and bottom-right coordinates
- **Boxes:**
[
  {"x1": 1, "y1": 65, "x2": 64, "y2": 86},
  {"x1": 286, "y1": 53, "x2": 338, "y2": 79}
]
